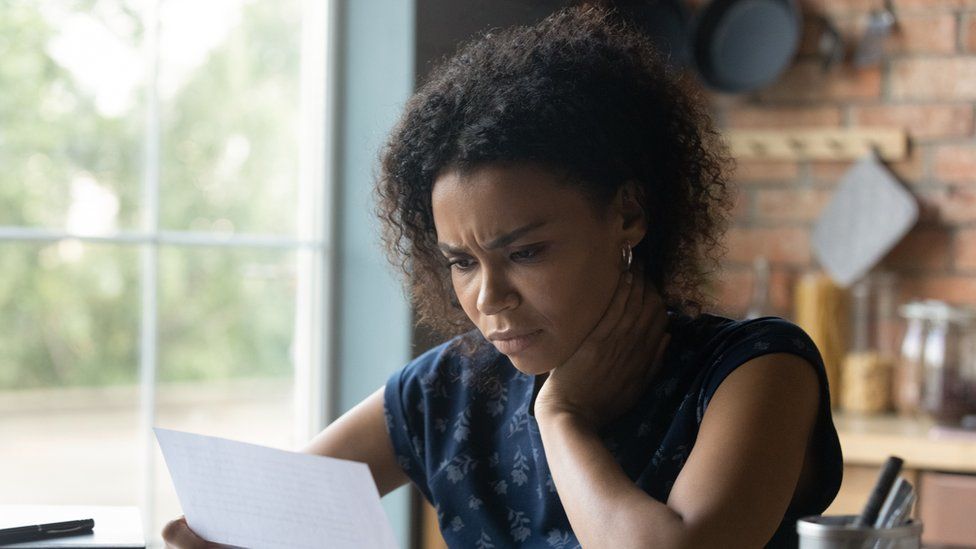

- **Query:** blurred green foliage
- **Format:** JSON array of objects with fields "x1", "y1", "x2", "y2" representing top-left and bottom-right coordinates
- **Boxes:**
[{"x1": 0, "y1": 0, "x2": 301, "y2": 390}]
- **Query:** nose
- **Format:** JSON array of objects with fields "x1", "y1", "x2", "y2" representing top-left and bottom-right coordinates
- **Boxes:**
[{"x1": 476, "y1": 266, "x2": 519, "y2": 315}]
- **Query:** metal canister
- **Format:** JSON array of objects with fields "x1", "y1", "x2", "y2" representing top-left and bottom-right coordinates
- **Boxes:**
[{"x1": 796, "y1": 515, "x2": 922, "y2": 549}]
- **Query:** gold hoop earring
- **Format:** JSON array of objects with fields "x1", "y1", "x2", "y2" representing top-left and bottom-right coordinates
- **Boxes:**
[{"x1": 621, "y1": 243, "x2": 633, "y2": 271}]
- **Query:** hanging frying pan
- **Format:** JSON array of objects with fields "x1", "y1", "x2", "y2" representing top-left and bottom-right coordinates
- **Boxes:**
[{"x1": 691, "y1": 0, "x2": 802, "y2": 92}]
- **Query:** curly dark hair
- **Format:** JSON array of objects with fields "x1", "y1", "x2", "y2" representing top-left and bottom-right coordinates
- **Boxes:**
[{"x1": 375, "y1": 5, "x2": 735, "y2": 341}]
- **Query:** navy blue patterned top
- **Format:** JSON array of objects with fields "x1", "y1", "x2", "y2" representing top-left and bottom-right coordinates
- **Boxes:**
[{"x1": 383, "y1": 311, "x2": 843, "y2": 548}]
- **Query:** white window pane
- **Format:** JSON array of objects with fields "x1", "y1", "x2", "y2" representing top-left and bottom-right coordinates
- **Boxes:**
[
  {"x1": 0, "y1": 3, "x2": 143, "y2": 230},
  {"x1": 157, "y1": 0, "x2": 301, "y2": 235},
  {"x1": 1, "y1": 2, "x2": 323, "y2": 545},
  {"x1": 157, "y1": 246, "x2": 296, "y2": 382},
  {"x1": 151, "y1": 246, "x2": 299, "y2": 538},
  {"x1": 0, "y1": 241, "x2": 140, "y2": 505}
]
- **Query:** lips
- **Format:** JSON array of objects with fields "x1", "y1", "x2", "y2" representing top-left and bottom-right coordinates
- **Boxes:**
[{"x1": 489, "y1": 330, "x2": 543, "y2": 355}]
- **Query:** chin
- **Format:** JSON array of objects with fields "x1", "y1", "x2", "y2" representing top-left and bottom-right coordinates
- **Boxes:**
[
  {"x1": 505, "y1": 354, "x2": 556, "y2": 377},
  {"x1": 484, "y1": 330, "x2": 570, "y2": 376}
]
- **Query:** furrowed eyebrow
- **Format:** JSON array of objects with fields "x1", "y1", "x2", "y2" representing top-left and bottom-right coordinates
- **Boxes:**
[{"x1": 437, "y1": 220, "x2": 547, "y2": 255}]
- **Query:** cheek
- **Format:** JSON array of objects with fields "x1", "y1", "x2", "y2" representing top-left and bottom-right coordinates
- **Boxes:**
[
  {"x1": 546, "y1": 253, "x2": 619, "y2": 336},
  {"x1": 452, "y1": 274, "x2": 478, "y2": 316}
]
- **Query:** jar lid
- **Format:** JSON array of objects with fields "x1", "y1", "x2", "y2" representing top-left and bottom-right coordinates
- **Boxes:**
[
  {"x1": 898, "y1": 301, "x2": 930, "y2": 319},
  {"x1": 900, "y1": 300, "x2": 976, "y2": 323},
  {"x1": 899, "y1": 300, "x2": 945, "y2": 320}
]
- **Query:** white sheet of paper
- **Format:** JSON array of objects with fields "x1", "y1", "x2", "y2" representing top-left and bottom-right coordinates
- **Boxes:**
[{"x1": 154, "y1": 427, "x2": 399, "y2": 549}]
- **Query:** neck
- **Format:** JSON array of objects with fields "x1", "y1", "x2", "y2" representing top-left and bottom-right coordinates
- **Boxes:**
[{"x1": 529, "y1": 372, "x2": 549, "y2": 417}]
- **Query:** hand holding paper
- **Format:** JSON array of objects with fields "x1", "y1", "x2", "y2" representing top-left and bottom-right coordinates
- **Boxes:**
[{"x1": 154, "y1": 428, "x2": 399, "y2": 549}]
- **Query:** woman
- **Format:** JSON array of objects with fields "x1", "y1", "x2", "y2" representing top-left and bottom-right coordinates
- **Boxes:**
[{"x1": 164, "y1": 6, "x2": 842, "y2": 548}]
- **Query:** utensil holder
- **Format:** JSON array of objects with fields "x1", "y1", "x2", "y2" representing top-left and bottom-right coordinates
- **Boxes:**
[{"x1": 797, "y1": 515, "x2": 922, "y2": 549}]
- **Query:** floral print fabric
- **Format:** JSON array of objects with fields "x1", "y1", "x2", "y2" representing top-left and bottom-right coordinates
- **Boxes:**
[{"x1": 383, "y1": 311, "x2": 843, "y2": 548}]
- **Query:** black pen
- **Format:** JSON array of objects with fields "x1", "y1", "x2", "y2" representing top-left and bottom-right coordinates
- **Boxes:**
[{"x1": 0, "y1": 518, "x2": 94, "y2": 545}]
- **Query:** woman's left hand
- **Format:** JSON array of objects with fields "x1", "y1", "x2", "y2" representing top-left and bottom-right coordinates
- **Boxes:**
[{"x1": 534, "y1": 263, "x2": 671, "y2": 430}]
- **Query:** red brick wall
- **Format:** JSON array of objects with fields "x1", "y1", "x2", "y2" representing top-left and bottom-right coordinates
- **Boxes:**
[{"x1": 708, "y1": 0, "x2": 976, "y2": 319}]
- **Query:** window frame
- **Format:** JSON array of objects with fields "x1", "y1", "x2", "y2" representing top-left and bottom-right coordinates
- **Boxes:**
[{"x1": 0, "y1": 0, "x2": 336, "y2": 538}]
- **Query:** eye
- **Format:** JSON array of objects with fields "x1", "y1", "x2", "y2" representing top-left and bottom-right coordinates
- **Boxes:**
[
  {"x1": 511, "y1": 245, "x2": 544, "y2": 261},
  {"x1": 448, "y1": 258, "x2": 475, "y2": 272}
]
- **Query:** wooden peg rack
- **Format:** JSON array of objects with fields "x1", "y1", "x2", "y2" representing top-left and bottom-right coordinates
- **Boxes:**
[{"x1": 724, "y1": 128, "x2": 908, "y2": 161}]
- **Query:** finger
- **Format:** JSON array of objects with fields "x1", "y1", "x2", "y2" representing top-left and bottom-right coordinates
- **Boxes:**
[
  {"x1": 589, "y1": 267, "x2": 634, "y2": 341},
  {"x1": 162, "y1": 516, "x2": 207, "y2": 549}
]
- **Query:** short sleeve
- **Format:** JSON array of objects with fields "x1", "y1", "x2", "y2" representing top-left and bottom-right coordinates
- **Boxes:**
[
  {"x1": 697, "y1": 316, "x2": 843, "y2": 515},
  {"x1": 383, "y1": 342, "x2": 451, "y2": 503},
  {"x1": 698, "y1": 317, "x2": 831, "y2": 414}
]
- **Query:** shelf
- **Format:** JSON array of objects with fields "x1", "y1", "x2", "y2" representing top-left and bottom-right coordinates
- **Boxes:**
[
  {"x1": 833, "y1": 412, "x2": 976, "y2": 474},
  {"x1": 724, "y1": 128, "x2": 908, "y2": 161}
]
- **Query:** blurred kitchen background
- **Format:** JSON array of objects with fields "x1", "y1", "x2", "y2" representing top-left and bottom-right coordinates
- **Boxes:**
[{"x1": 2, "y1": 0, "x2": 976, "y2": 548}]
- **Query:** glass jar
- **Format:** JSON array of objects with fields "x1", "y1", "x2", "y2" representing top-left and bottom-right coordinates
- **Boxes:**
[
  {"x1": 893, "y1": 301, "x2": 930, "y2": 416},
  {"x1": 841, "y1": 272, "x2": 898, "y2": 414},
  {"x1": 920, "y1": 303, "x2": 976, "y2": 426}
]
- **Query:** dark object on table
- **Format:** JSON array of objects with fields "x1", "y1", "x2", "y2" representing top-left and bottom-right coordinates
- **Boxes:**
[
  {"x1": 854, "y1": 455, "x2": 904, "y2": 528},
  {"x1": 0, "y1": 506, "x2": 143, "y2": 549},
  {"x1": 0, "y1": 520, "x2": 94, "y2": 546},
  {"x1": 873, "y1": 477, "x2": 915, "y2": 529}
]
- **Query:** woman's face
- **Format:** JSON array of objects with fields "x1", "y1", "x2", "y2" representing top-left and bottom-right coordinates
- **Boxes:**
[{"x1": 431, "y1": 163, "x2": 647, "y2": 376}]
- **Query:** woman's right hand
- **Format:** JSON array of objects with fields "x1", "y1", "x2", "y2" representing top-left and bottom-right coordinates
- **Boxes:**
[
  {"x1": 534, "y1": 262, "x2": 670, "y2": 430},
  {"x1": 161, "y1": 516, "x2": 226, "y2": 548}
]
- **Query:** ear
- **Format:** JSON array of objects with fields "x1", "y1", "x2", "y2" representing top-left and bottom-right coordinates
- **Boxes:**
[{"x1": 613, "y1": 180, "x2": 647, "y2": 246}]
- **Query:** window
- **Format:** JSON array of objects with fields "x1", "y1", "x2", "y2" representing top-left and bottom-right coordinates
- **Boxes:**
[{"x1": 0, "y1": 0, "x2": 331, "y2": 545}]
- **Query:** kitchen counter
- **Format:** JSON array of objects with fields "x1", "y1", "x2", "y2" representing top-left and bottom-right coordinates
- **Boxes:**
[
  {"x1": 833, "y1": 412, "x2": 976, "y2": 473},
  {"x1": 828, "y1": 411, "x2": 976, "y2": 543}
]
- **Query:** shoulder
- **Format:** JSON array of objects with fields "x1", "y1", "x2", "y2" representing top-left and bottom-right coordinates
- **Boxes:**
[
  {"x1": 707, "y1": 352, "x2": 820, "y2": 426},
  {"x1": 673, "y1": 313, "x2": 825, "y2": 404},
  {"x1": 676, "y1": 311, "x2": 816, "y2": 353},
  {"x1": 668, "y1": 350, "x2": 824, "y2": 547},
  {"x1": 667, "y1": 311, "x2": 817, "y2": 369},
  {"x1": 706, "y1": 314, "x2": 824, "y2": 378},
  {"x1": 666, "y1": 317, "x2": 839, "y2": 545},
  {"x1": 693, "y1": 315, "x2": 843, "y2": 509}
]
